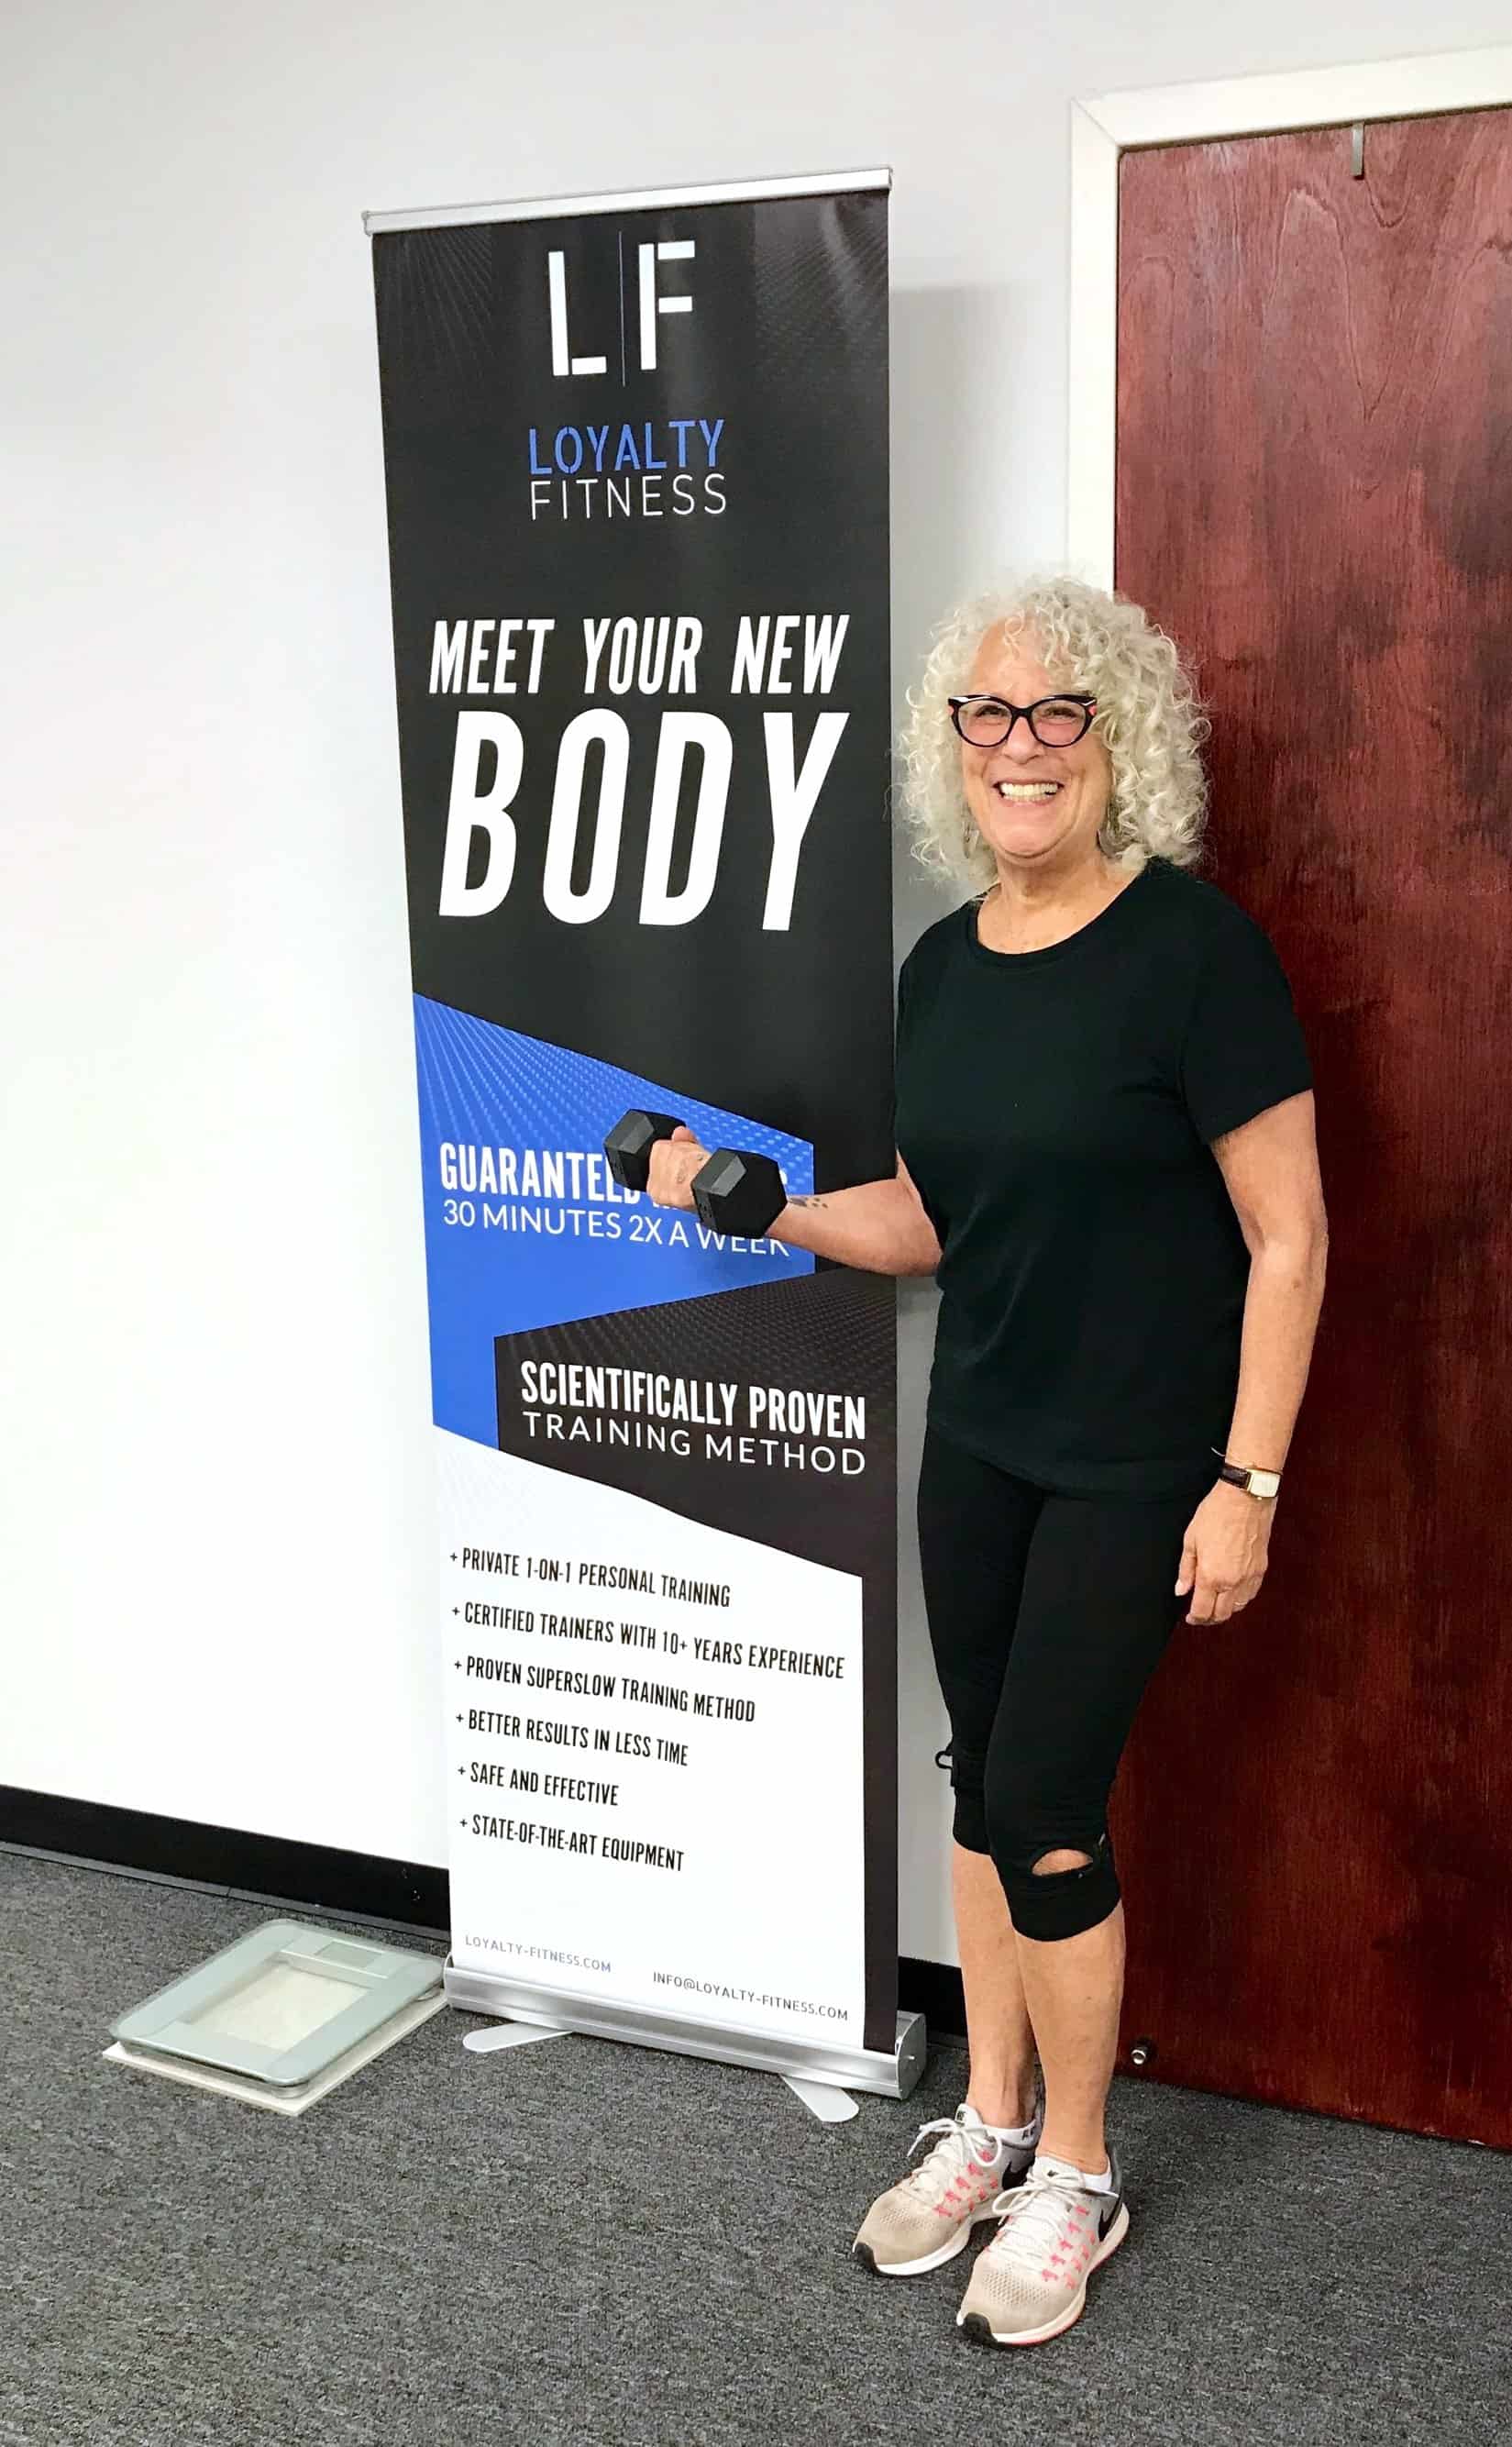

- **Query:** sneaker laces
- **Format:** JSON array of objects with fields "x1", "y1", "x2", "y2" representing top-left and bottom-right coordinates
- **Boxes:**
[
  {"x1": 899, "y1": 2113, "x2": 1001, "y2": 2207},
  {"x1": 980, "y1": 2159, "x2": 1095, "y2": 2267}
]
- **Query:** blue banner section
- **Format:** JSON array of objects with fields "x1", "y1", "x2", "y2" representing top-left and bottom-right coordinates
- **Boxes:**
[{"x1": 414, "y1": 996, "x2": 815, "y2": 1446}]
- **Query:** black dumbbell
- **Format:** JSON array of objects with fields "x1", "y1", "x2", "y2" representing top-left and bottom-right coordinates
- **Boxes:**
[{"x1": 603, "y1": 1109, "x2": 789, "y2": 1239}]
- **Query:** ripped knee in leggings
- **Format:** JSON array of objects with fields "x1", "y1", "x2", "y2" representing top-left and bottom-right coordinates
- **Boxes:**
[
  {"x1": 997, "y1": 1829, "x2": 1120, "y2": 1941},
  {"x1": 1026, "y1": 1831, "x2": 1110, "y2": 1880},
  {"x1": 1031, "y1": 1843, "x2": 1098, "y2": 1877}
]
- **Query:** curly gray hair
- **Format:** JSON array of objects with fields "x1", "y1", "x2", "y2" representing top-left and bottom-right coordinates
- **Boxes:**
[{"x1": 896, "y1": 572, "x2": 1212, "y2": 891}]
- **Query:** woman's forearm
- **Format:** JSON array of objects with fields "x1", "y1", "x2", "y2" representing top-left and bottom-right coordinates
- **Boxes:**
[
  {"x1": 1222, "y1": 1231, "x2": 1329, "y2": 1473},
  {"x1": 770, "y1": 1174, "x2": 942, "y2": 1278}
]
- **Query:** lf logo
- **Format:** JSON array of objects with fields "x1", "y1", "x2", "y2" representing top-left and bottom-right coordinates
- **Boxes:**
[{"x1": 547, "y1": 240, "x2": 695, "y2": 379}]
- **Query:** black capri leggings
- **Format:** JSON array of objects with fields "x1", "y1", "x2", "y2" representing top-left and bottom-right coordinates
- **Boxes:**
[{"x1": 917, "y1": 1423, "x2": 1206, "y2": 1943}]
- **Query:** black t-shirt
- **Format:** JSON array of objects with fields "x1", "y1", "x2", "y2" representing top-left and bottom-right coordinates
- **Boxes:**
[{"x1": 894, "y1": 857, "x2": 1314, "y2": 1497}]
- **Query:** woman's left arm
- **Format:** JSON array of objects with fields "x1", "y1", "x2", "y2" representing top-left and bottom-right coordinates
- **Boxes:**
[{"x1": 1176, "y1": 1089, "x2": 1329, "y2": 1625}]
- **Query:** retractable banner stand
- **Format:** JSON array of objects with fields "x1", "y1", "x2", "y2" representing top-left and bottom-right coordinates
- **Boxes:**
[{"x1": 367, "y1": 170, "x2": 917, "y2": 2093}]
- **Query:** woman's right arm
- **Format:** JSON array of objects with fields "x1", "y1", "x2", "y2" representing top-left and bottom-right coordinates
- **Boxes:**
[
  {"x1": 770, "y1": 1157, "x2": 942, "y2": 1278},
  {"x1": 644, "y1": 1126, "x2": 941, "y2": 1278}
]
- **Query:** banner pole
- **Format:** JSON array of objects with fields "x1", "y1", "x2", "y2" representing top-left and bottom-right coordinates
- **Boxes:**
[{"x1": 362, "y1": 165, "x2": 891, "y2": 234}]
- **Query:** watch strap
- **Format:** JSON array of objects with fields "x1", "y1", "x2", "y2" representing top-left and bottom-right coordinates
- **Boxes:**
[{"x1": 1212, "y1": 1449, "x2": 1282, "y2": 1500}]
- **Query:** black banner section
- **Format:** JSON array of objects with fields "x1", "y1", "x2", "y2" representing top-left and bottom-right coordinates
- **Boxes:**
[{"x1": 371, "y1": 177, "x2": 898, "y2": 2059}]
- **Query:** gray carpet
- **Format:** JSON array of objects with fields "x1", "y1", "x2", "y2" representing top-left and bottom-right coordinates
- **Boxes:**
[{"x1": 1, "y1": 1853, "x2": 1506, "y2": 2447}]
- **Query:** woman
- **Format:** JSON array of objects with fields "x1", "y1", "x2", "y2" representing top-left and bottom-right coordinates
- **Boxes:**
[{"x1": 646, "y1": 572, "x2": 1328, "y2": 2350}]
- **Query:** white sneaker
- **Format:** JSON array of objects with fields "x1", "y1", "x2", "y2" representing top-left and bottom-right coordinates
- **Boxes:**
[
  {"x1": 956, "y1": 2147, "x2": 1129, "y2": 2345},
  {"x1": 853, "y1": 2101, "x2": 1041, "y2": 2277}
]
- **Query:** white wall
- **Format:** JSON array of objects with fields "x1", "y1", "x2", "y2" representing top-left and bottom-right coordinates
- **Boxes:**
[{"x1": 3, "y1": 0, "x2": 1504, "y2": 1960}]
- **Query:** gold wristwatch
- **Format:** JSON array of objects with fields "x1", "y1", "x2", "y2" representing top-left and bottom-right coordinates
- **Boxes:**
[{"x1": 1211, "y1": 1448, "x2": 1282, "y2": 1500}]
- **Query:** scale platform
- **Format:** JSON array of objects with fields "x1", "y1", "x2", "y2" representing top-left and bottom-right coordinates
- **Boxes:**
[{"x1": 108, "y1": 1920, "x2": 445, "y2": 2103}]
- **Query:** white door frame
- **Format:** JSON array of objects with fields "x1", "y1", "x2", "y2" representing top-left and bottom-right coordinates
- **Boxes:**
[{"x1": 1066, "y1": 42, "x2": 1512, "y2": 585}]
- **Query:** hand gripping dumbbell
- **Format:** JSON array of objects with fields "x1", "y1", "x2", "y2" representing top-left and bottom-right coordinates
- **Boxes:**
[{"x1": 603, "y1": 1110, "x2": 789, "y2": 1239}]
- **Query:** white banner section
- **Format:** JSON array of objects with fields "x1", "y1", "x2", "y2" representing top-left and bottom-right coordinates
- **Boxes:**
[{"x1": 438, "y1": 1431, "x2": 866, "y2": 2050}]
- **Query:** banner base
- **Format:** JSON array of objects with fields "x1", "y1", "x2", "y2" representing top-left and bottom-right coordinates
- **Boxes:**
[{"x1": 444, "y1": 1961, "x2": 925, "y2": 2099}]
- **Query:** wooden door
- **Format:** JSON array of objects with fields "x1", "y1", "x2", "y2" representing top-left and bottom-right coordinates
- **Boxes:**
[{"x1": 1113, "y1": 107, "x2": 1512, "y2": 2145}]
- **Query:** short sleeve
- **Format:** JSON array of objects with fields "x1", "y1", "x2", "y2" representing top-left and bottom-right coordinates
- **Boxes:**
[
  {"x1": 893, "y1": 947, "x2": 949, "y2": 1244},
  {"x1": 895, "y1": 952, "x2": 913, "y2": 1056},
  {"x1": 1178, "y1": 909, "x2": 1313, "y2": 1146},
  {"x1": 889, "y1": 953, "x2": 914, "y2": 1143}
]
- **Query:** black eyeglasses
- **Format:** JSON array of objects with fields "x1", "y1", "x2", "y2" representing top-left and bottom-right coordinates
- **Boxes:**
[{"x1": 948, "y1": 692, "x2": 1098, "y2": 748}]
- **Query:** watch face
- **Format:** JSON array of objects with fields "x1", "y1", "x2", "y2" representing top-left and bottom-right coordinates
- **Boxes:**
[{"x1": 1249, "y1": 1469, "x2": 1281, "y2": 1499}]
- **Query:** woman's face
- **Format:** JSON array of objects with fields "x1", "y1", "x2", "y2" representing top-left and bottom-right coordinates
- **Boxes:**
[{"x1": 957, "y1": 624, "x2": 1114, "y2": 876}]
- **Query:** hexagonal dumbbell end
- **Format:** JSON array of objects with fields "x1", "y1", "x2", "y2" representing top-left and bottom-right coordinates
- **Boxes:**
[
  {"x1": 603, "y1": 1109, "x2": 685, "y2": 1192},
  {"x1": 690, "y1": 1148, "x2": 788, "y2": 1239}
]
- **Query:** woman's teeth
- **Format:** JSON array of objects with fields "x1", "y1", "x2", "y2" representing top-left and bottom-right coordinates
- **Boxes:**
[{"x1": 997, "y1": 781, "x2": 1061, "y2": 801}]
